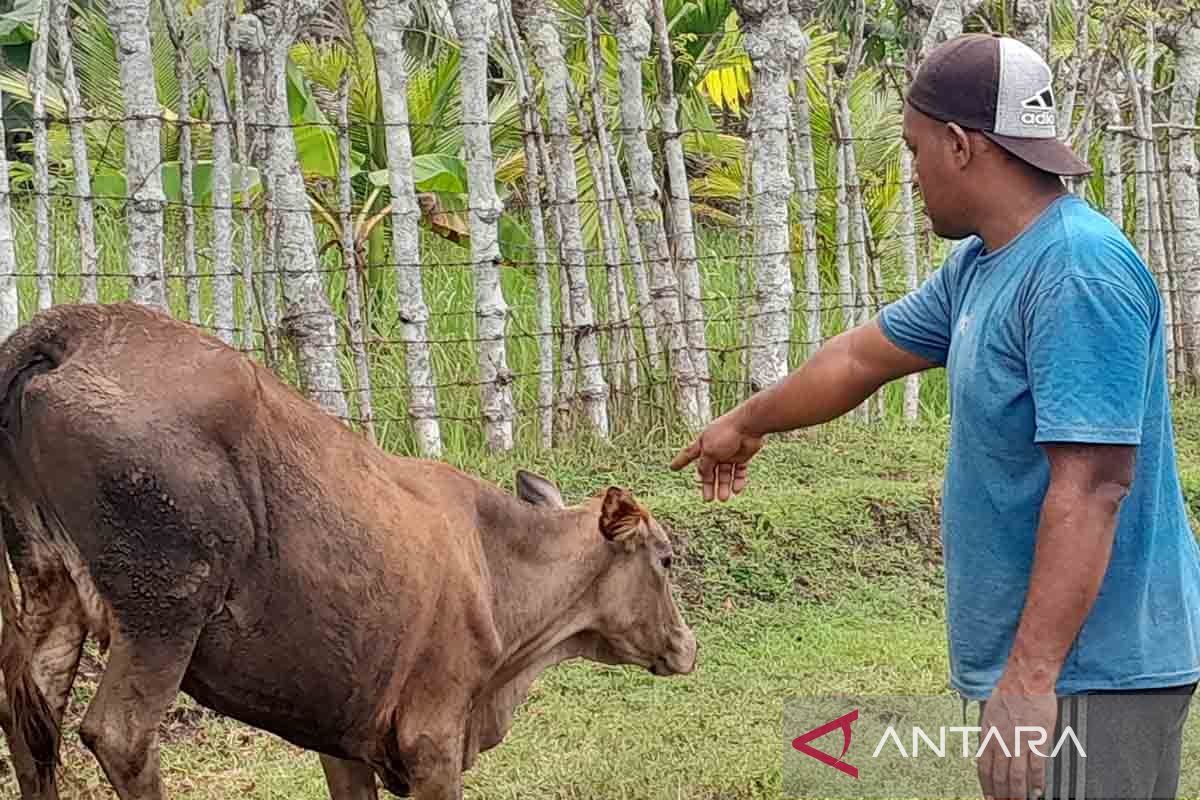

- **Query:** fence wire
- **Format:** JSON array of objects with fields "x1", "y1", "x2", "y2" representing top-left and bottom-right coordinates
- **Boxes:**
[{"x1": 4, "y1": 100, "x2": 1198, "y2": 453}]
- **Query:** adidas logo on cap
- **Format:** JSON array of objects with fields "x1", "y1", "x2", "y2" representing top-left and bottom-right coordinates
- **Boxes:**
[{"x1": 1020, "y1": 86, "x2": 1056, "y2": 127}]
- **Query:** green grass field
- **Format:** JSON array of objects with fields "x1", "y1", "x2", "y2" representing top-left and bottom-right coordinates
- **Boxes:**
[
  {"x1": 6, "y1": 206, "x2": 1200, "y2": 798},
  {"x1": 1, "y1": 399, "x2": 1197, "y2": 800}
]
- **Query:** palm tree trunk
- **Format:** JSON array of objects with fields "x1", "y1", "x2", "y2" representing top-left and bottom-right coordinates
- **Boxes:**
[
  {"x1": 232, "y1": 23, "x2": 270, "y2": 352},
  {"x1": 730, "y1": 0, "x2": 798, "y2": 394},
  {"x1": 1160, "y1": 14, "x2": 1200, "y2": 384},
  {"x1": 568, "y1": 79, "x2": 625, "y2": 398},
  {"x1": 1126, "y1": 45, "x2": 1175, "y2": 385},
  {"x1": 53, "y1": 0, "x2": 99, "y2": 304},
  {"x1": 364, "y1": 0, "x2": 442, "y2": 455},
  {"x1": 109, "y1": 0, "x2": 168, "y2": 308},
  {"x1": 602, "y1": 0, "x2": 701, "y2": 427},
  {"x1": 449, "y1": 0, "x2": 516, "y2": 451},
  {"x1": 1013, "y1": 0, "x2": 1051, "y2": 61},
  {"x1": 899, "y1": 147, "x2": 921, "y2": 422},
  {"x1": 1099, "y1": 87, "x2": 1124, "y2": 230},
  {"x1": 0, "y1": 88, "x2": 17, "y2": 336},
  {"x1": 828, "y1": 68, "x2": 855, "y2": 339},
  {"x1": 583, "y1": 8, "x2": 639, "y2": 398},
  {"x1": 163, "y1": 0, "x2": 202, "y2": 327},
  {"x1": 515, "y1": 0, "x2": 610, "y2": 437},
  {"x1": 605, "y1": 134, "x2": 659, "y2": 374},
  {"x1": 1125, "y1": 57, "x2": 1150, "y2": 260},
  {"x1": 651, "y1": 0, "x2": 710, "y2": 423},
  {"x1": 497, "y1": 0, "x2": 554, "y2": 447},
  {"x1": 205, "y1": 0, "x2": 238, "y2": 343},
  {"x1": 788, "y1": 32, "x2": 820, "y2": 360},
  {"x1": 338, "y1": 75, "x2": 376, "y2": 442},
  {"x1": 238, "y1": 2, "x2": 347, "y2": 418},
  {"x1": 31, "y1": 0, "x2": 52, "y2": 310}
]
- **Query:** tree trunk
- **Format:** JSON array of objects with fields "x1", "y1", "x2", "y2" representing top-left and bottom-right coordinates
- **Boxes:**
[
  {"x1": 31, "y1": 0, "x2": 51, "y2": 310},
  {"x1": 238, "y1": 2, "x2": 347, "y2": 418},
  {"x1": 899, "y1": 146, "x2": 921, "y2": 422},
  {"x1": 200, "y1": 0, "x2": 235, "y2": 340},
  {"x1": 828, "y1": 68, "x2": 855, "y2": 337},
  {"x1": 109, "y1": 0, "x2": 168, "y2": 308},
  {"x1": 1099, "y1": 87, "x2": 1124, "y2": 230},
  {"x1": 900, "y1": 0, "x2": 985, "y2": 59},
  {"x1": 1012, "y1": 0, "x2": 1051, "y2": 60},
  {"x1": 732, "y1": 0, "x2": 798, "y2": 393},
  {"x1": 584, "y1": 7, "x2": 639, "y2": 398},
  {"x1": 365, "y1": 0, "x2": 443, "y2": 455},
  {"x1": 605, "y1": 133, "x2": 659, "y2": 373},
  {"x1": 449, "y1": 0, "x2": 515, "y2": 451},
  {"x1": 0, "y1": 88, "x2": 17, "y2": 336},
  {"x1": 163, "y1": 0, "x2": 202, "y2": 328},
  {"x1": 497, "y1": 0, "x2": 554, "y2": 447},
  {"x1": 601, "y1": 0, "x2": 701, "y2": 427},
  {"x1": 338, "y1": 75, "x2": 376, "y2": 442},
  {"x1": 568, "y1": 78, "x2": 625, "y2": 397},
  {"x1": 232, "y1": 23, "x2": 269, "y2": 352},
  {"x1": 1125, "y1": 58, "x2": 1150, "y2": 260},
  {"x1": 785, "y1": 14, "x2": 819, "y2": 359},
  {"x1": 1160, "y1": 11, "x2": 1200, "y2": 383},
  {"x1": 54, "y1": 0, "x2": 99, "y2": 304},
  {"x1": 515, "y1": 0, "x2": 610, "y2": 436},
  {"x1": 651, "y1": 0, "x2": 710, "y2": 423}
]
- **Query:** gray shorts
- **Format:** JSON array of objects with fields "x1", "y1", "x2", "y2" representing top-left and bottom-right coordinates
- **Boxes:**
[{"x1": 974, "y1": 682, "x2": 1197, "y2": 800}]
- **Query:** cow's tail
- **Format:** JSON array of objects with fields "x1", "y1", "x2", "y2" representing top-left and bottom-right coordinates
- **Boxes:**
[{"x1": 0, "y1": 304, "x2": 109, "y2": 789}]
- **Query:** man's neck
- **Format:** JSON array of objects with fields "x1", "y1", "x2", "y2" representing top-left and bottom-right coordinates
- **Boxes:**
[{"x1": 974, "y1": 177, "x2": 1068, "y2": 254}]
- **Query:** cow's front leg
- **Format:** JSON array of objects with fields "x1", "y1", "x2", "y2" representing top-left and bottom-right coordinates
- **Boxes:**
[
  {"x1": 408, "y1": 734, "x2": 465, "y2": 800},
  {"x1": 397, "y1": 704, "x2": 467, "y2": 800},
  {"x1": 319, "y1": 754, "x2": 379, "y2": 800}
]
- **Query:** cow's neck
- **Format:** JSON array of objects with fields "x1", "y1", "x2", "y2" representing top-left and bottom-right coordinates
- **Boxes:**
[{"x1": 476, "y1": 491, "x2": 610, "y2": 688}]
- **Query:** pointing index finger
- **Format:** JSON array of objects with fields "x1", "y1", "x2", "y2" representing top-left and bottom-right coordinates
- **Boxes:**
[{"x1": 669, "y1": 439, "x2": 701, "y2": 471}]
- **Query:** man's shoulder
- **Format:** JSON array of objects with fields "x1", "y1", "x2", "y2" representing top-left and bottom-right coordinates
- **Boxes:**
[{"x1": 1029, "y1": 197, "x2": 1157, "y2": 304}]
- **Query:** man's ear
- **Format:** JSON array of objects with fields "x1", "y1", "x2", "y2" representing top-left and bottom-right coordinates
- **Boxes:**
[
  {"x1": 516, "y1": 469, "x2": 565, "y2": 508},
  {"x1": 946, "y1": 122, "x2": 975, "y2": 169},
  {"x1": 599, "y1": 487, "x2": 645, "y2": 551}
]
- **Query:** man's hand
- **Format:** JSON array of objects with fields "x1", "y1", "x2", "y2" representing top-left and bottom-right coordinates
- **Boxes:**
[
  {"x1": 669, "y1": 412, "x2": 764, "y2": 502},
  {"x1": 976, "y1": 684, "x2": 1058, "y2": 800},
  {"x1": 668, "y1": 320, "x2": 936, "y2": 502}
]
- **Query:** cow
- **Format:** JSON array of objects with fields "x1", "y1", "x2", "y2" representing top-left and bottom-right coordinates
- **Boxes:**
[{"x1": 0, "y1": 302, "x2": 698, "y2": 800}]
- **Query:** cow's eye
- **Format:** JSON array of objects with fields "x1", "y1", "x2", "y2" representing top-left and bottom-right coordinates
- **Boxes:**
[{"x1": 661, "y1": 556, "x2": 672, "y2": 570}]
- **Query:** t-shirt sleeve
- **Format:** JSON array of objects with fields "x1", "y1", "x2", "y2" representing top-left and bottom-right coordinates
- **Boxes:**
[
  {"x1": 877, "y1": 263, "x2": 954, "y2": 366},
  {"x1": 1024, "y1": 275, "x2": 1154, "y2": 445}
]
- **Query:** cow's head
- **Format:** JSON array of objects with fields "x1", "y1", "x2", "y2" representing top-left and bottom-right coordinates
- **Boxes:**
[{"x1": 516, "y1": 470, "x2": 698, "y2": 677}]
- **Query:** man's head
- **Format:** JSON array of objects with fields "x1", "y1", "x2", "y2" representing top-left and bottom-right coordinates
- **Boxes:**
[{"x1": 902, "y1": 33, "x2": 1091, "y2": 240}]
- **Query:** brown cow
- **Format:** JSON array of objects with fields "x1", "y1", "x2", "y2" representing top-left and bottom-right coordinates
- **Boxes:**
[{"x1": 0, "y1": 302, "x2": 697, "y2": 800}]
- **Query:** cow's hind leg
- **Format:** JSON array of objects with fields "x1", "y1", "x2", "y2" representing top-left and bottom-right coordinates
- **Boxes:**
[
  {"x1": 77, "y1": 625, "x2": 201, "y2": 800},
  {"x1": 2, "y1": 511, "x2": 88, "y2": 800},
  {"x1": 319, "y1": 755, "x2": 380, "y2": 800}
]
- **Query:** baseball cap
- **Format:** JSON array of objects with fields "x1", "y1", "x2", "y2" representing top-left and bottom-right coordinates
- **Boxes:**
[{"x1": 905, "y1": 33, "x2": 1092, "y2": 177}]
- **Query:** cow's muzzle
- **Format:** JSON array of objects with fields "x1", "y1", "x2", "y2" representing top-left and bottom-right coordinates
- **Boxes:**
[{"x1": 651, "y1": 628, "x2": 698, "y2": 676}]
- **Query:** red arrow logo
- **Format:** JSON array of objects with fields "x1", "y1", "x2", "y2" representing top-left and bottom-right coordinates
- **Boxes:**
[{"x1": 791, "y1": 708, "x2": 859, "y2": 778}]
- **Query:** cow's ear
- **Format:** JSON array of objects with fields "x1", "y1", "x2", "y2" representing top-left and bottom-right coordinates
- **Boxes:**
[
  {"x1": 600, "y1": 487, "x2": 644, "y2": 551},
  {"x1": 516, "y1": 469, "x2": 565, "y2": 509}
]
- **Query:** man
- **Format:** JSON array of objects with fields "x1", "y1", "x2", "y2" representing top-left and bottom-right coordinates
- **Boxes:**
[{"x1": 671, "y1": 33, "x2": 1200, "y2": 799}]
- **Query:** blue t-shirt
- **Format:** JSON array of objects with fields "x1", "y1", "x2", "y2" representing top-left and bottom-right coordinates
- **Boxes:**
[{"x1": 879, "y1": 193, "x2": 1200, "y2": 700}]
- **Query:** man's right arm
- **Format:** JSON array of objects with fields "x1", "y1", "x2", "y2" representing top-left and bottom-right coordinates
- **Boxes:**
[
  {"x1": 670, "y1": 259, "x2": 956, "y2": 500},
  {"x1": 729, "y1": 318, "x2": 938, "y2": 438}
]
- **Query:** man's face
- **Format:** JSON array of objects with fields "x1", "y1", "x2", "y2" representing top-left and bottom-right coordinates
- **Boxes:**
[{"x1": 902, "y1": 103, "x2": 973, "y2": 240}]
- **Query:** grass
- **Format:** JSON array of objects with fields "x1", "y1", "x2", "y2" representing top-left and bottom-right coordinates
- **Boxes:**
[
  {"x1": 5, "y1": 203, "x2": 1198, "y2": 798},
  {"x1": 26, "y1": 423, "x2": 956, "y2": 800},
  {"x1": 18, "y1": 403, "x2": 1200, "y2": 799}
]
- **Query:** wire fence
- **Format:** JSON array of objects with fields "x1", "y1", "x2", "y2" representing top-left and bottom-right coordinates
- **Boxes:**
[{"x1": 6, "y1": 34, "x2": 1198, "y2": 457}]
